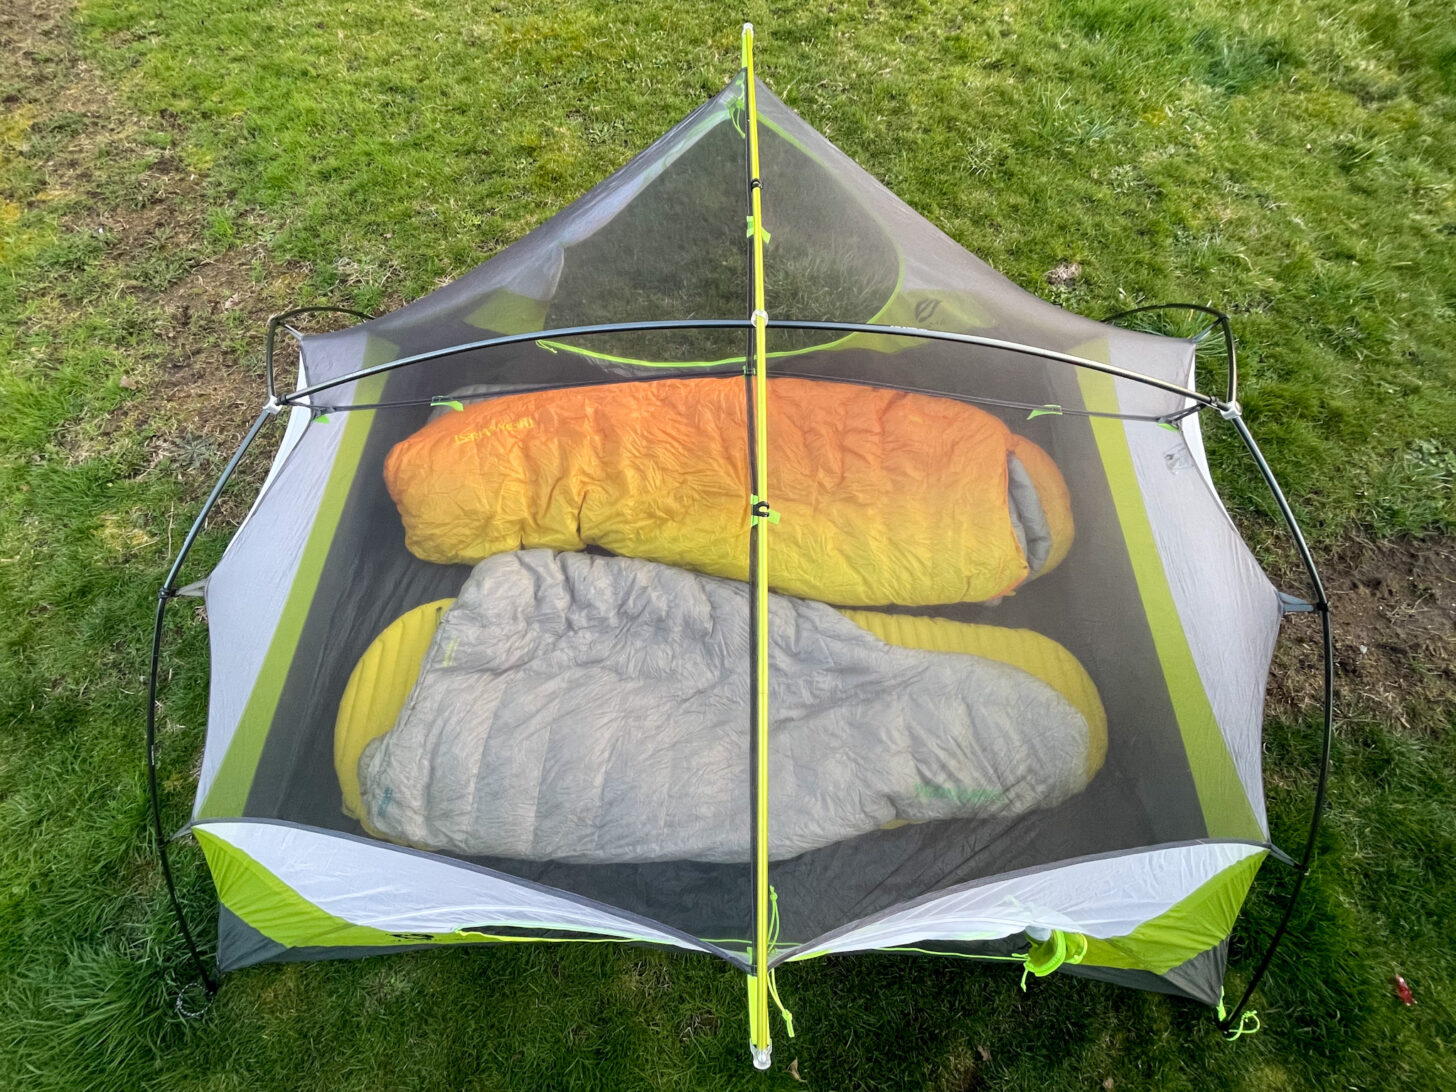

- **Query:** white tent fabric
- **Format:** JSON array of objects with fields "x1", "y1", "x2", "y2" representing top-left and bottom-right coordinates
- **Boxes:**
[
  {"x1": 195, "y1": 820, "x2": 718, "y2": 952},
  {"x1": 779, "y1": 841, "x2": 1265, "y2": 961}
]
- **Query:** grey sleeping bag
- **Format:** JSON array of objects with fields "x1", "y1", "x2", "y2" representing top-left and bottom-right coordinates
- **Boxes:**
[{"x1": 358, "y1": 550, "x2": 1096, "y2": 863}]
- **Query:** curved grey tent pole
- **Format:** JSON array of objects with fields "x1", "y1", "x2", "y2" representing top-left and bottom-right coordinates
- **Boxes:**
[
  {"x1": 150, "y1": 306, "x2": 374, "y2": 995},
  {"x1": 766, "y1": 320, "x2": 1220, "y2": 407},
  {"x1": 1097, "y1": 304, "x2": 1334, "y2": 1030},
  {"x1": 302, "y1": 370, "x2": 1174, "y2": 424},
  {"x1": 1215, "y1": 411, "x2": 1334, "y2": 1035},
  {"x1": 147, "y1": 403, "x2": 278, "y2": 996},
  {"x1": 282, "y1": 319, "x2": 754, "y2": 403},
  {"x1": 281, "y1": 318, "x2": 1221, "y2": 407},
  {"x1": 1100, "y1": 303, "x2": 1237, "y2": 404},
  {"x1": 264, "y1": 306, "x2": 374, "y2": 401}
]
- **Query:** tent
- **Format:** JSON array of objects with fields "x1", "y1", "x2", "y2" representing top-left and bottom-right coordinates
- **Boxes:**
[{"x1": 148, "y1": 26, "x2": 1332, "y2": 1067}]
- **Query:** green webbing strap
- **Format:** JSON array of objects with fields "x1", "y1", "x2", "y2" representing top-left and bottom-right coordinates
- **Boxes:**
[
  {"x1": 431, "y1": 398, "x2": 464, "y2": 412},
  {"x1": 1020, "y1": 929, "x2": 1087, "y2": 991},
  {"x1": 745, "y1": 215, "x2": 771, "y2": 243},
  {"x1": 1027, "y1": 404, "x2": 1062, "y2": 420}
]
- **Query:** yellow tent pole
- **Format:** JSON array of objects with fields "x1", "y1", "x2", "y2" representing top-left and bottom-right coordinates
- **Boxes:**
[{"x1": 741, "y1": 20, "x2": 775, "y2": 1072}]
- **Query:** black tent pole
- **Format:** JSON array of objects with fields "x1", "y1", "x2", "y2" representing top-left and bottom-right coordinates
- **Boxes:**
[
  {"x1": 283, "y1": 319, "x2": 753, "y2": 402},
  {"x1": 1100, "y1": 303, "x2": 1237, "y2": 404},
  {"x1": 147, "y1": 593, "x2": 218, "y2": 996},
  {"x1": 264, "y1": 306, "x2": 373, "y2": 401},
  {"x1": 1099, "y1": 303, "x2": 1335, "y2": 1032},
  {"x1": 283, "y1": 318, "x2": 1219, "y2": 407},
  {"x1": 1216, "y1": 411, "x2": 1334, "y2": 1034},
  {"x1": 147, "y1": 402, "x2": 276, "y2": 997}
]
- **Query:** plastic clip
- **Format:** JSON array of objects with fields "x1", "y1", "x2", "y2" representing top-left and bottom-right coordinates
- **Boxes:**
[{"x1": 1020, "y1": 929, "x2": 1087, "y2": 991}]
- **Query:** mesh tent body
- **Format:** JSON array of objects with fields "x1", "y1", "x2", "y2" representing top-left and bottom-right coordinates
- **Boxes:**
[{"x1": 175, "y1": 60, "x2": 1306, "y2": 1041}]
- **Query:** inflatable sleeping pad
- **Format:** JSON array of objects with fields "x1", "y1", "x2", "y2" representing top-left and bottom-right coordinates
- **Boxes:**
[
  {"x1": 383, "y1": 377, "x2": 1073, "y2": 607},
  {"x1": 335, "y1": 550, "x2": 1106, "y2": 863}
]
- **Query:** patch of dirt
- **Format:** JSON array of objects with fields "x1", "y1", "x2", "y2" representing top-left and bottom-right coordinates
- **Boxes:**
[
  {"x1": 678, "y1": 1008, "x2": 719, "y2": 1042},
  {"x1": 1267, "y1": 534, "x2": 1456, "y2": 730},
  {"x1": 1, "y1": 0, "x2": 72, "y2": 103},
  {"x1": 1043, "y1": 259, "x2": 1082, "y2": 286},
  {"x1": 4, "y1": 0, "x2": 329, "y2": 526}
]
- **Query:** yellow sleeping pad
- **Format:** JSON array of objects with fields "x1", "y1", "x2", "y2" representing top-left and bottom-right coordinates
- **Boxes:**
[
  {"x1": 335, "y1": 598, "x2": 454, "y2": 821},
  {"x1": 838, "y1": 611, "x2": 1108, "y2": 781}
]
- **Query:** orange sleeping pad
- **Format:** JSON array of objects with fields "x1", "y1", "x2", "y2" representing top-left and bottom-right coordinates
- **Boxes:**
[{"x1": 384, "y1": 377, "x2": 1073, "y2": 607}]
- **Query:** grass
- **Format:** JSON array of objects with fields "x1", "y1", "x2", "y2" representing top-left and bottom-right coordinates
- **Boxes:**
[{"x1": 1, "y1": 0, "x2": 1454, "y2": 1087}]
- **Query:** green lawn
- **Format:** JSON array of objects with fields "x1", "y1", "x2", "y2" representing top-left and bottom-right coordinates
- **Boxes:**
[{"x1": 2, "y1": 0, "x2": 1454, "y2": 1088}]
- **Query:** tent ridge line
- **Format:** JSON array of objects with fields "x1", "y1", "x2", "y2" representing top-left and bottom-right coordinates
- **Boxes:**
[{"x1": 296, "y1": 372, "x2": 1185, "y2": 426}]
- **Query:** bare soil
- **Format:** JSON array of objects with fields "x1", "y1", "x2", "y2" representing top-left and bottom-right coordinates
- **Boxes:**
[{"x1": 1268, "y1": 534, "x2": 1456, "y2": 730}]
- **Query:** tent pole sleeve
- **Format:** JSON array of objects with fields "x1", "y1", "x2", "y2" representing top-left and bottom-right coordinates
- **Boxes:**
[
  {"x1": 742, "y1": 21, "x2": 774, "y2": 1071},
  {"x1": 1216, "y1": 412, "x2": 1333, "y2": 1034},
  {"x1": 1099, "y1": 302, "x2": 1237, "y2": 404},
  {"x1": 148, "y1": 402, "x2": 275, "y2": 995}
]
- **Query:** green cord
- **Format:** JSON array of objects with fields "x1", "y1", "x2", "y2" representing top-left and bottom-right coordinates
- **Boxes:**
[
  {"x1": 1224, "y1": 1009, "x2": 1261, "y2": 1040},
  {"x1": 766, "y1": 887, "x2": 796, "y2": 1038}
]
